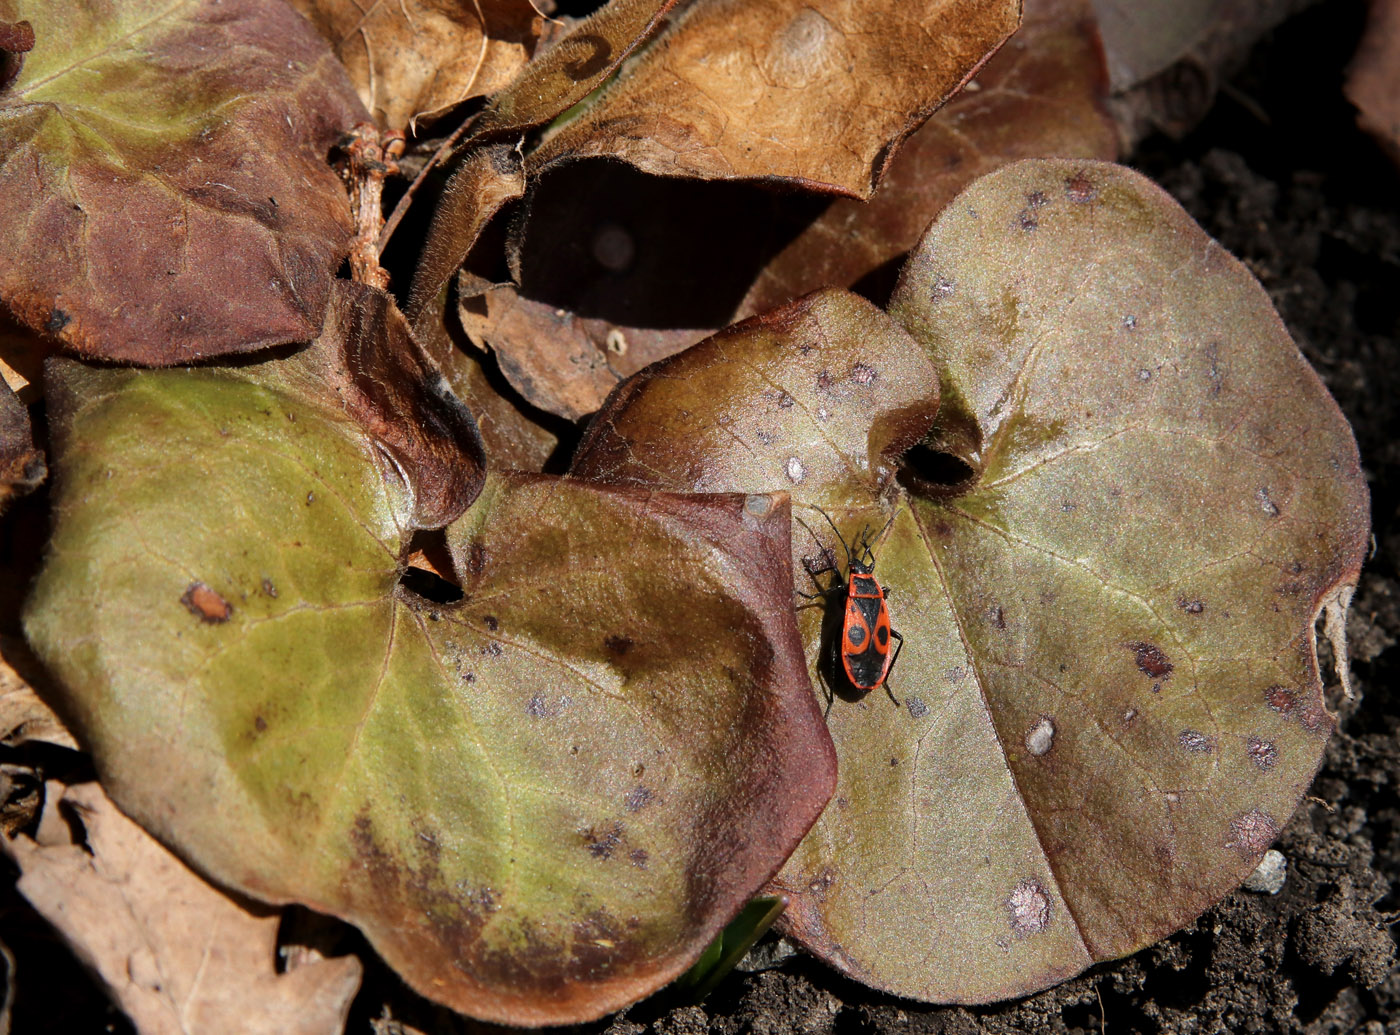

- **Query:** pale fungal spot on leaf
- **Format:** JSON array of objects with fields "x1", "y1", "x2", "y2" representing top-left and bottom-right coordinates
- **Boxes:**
[
  {"x1": 1178, "y1": 729, "x2": 1212, "y2": 753},
  {"x1": 1256, "y1": 487, "x2": 1280, "y2": 517},
  {"x1": 904, "y1": 695, "x2": 929, "y2": 720},
  {"x1": 932, "y1": 275, "x2": 955, "y2": 301},
  {"x1": 1247, "y1": 735, "x2": 1279, "y2": 770},
  {"x1": 1025, "y1": 717, "x2": 1055, "y2": 757},
  {"x1": 786, "y1": 457, "x2": 806, "y2": 483},
  {"x1": 606, "y1": 328, "x2": 628, "y2": 355},
  {"x1": 1007, "y1": 879, "x2": 1051, "y2": 935}
]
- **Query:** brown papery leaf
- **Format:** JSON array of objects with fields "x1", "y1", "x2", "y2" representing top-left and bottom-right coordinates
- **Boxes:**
[
  {"x1": 738, "y1": 0, "x2": 1118, "y2": 316},
  {"x1": 1347, "y1": 0, "x2": 1400, "y2": 165},
  {"x1": 286, "y1": 0, "x2": 540, "y2": 130},
  {"x1": 4, "y1": 781, "x2": 363, "y2": 1035},
  {"x1": 0, "y1": 635, "x2": 76, "y2": 750},
  {"x1": 0, "y1": 16, "x2": 33, "y2": 90},
  {"x1": 307, "y1": 281, "x2": 485, "y2": 530},
  {"x1": 531, "y1": 0, "x2": 1021, "y2": 198},
  {"x1": 0, "y1": 0, "x2": 366, "y2": 364},
  {"x1": 0, "y1": 378, "x2": 42, "y2": 510}
]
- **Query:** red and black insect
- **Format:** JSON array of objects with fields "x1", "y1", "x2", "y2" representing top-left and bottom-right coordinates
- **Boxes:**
[{"x1": 798, "y1": 507, "x2": 904, "y2": 706}]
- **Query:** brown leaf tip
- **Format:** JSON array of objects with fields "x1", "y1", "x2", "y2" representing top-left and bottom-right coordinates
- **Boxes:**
[
  {"x1": 1008, "y1": 879, "x2": 1051, "y2": 935},
  {"x1": 180, "y1": 581, "x2": 233, "y2": 624},
  {"x1": 1127, "y1": 641, "x2": 1172, "y2": 679}
]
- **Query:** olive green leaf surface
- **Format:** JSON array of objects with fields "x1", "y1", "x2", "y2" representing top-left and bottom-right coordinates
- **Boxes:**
[
  {"x1": 24, "y1": 338, "x2": 836, "y2": 1025},
  {"x1": 530, "y1": 0, "x2": 1022, "y2": 198},
  {"x1": 572, "y1": 159, "x2": 1370, "y2": 1003},
  {"x1": 0, "y1": 0, "x2": 366, "y2": 364}
]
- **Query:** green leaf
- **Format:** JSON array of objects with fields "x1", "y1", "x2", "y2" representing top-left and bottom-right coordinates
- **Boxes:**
[
  {"x1": 570, "y1": 160, "x2": 1369, "y2": 1003},
  {"x1": 0, "y1": 0, "x2": 366, "y2": 363},
  {"x1": 25, "y1": 344, "x2": 836, "y2": 1025}
]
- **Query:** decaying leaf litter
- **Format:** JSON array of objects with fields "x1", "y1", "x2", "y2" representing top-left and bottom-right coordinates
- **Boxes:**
[{"x1": 0, "y1": 0, "x2": 1387, "y2": 1031}]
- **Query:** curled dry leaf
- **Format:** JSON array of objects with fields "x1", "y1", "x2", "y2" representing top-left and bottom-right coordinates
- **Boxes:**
[
  {"x1": 0, "y1": 15, "x2": 33, "y2": 90},
  {"x1": 0, "y1": 378, "x2": 42, "y2": 509},
  {"x1": 1346, "y1": 0, "x2": 1400, "y2": 166},
  {"x1": 0, "y1": 0, "x2": 366, "y2": 364},
  {"x1": 24, "y1": 351, "x2": 835, "y2": 1025},
  {"x1": 286, "y1": 0, "x2": 540, "y2": 131},
  {"x1": 3, "y1": 781, "x2": 363, "y2": 1035},
  {"x1": 456, "y1": 0, "x2": 1112, "y2": 424},
  {"x1": 458, "y1": 166, "x2": 805, "y2": 421},
  {"x1": 572, "y1": 159, "x2": 1369, "y2": 1003},
  {"x1": 531, "y1": 0, "x2": 1021, "y2": 198},
  {"x1": 738, "y1": 0, "x2": 1119, "y2": 316},
  {"x1": 0, "y1": 634, "x2": 75, "y2": 749},
  {"x1": 426, "y1": 322, "x2": 560, "y2": 473}
]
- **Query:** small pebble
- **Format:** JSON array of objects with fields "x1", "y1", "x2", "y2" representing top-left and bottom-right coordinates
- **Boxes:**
[{"x1": 1242, "y1": 849, "x2": 1287, "y2": 894}]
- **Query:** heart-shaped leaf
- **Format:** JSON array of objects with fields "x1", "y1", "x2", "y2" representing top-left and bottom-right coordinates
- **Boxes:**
[
  {"x1": 571, "y1": 159, "x2": 1369, "y2": 1003},
  {"x1": 0, "y1": 0, "x2": 365, "y2": 363},
  {"x1": 285, "y1": 0, "x2": 540, "y2": 131},
  {"x1": 24, "y1": 344, "x2": 835, "y2": 1024}
]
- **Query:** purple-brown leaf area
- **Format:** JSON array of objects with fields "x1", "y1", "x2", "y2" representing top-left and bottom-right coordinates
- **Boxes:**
[
  {"x1": 0, "y1": 0, "x2": 367, "y2": 364},
  {"x1": 571, "y1": 159, "x2": 1368, "y2": 1006}
]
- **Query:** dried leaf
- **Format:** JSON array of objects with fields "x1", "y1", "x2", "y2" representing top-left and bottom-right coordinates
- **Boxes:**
[
  {"x1": 3, "y1": 781, "x2": 363, "y2": 1035},
  {"x1": 738, "y1": 0, "x2": 1119, "y2": 316},
  {"x1": 0, "y1": 635, "x2": 76, "y2": 749},
  {"x1": 471, "y1": 0, "x2": 680, "y2": 139},
  {"x1": 531, "y1": 0, "x2": 1021, "y2": 198},
  {"x1": 0, "y1": 378, "x2": 42, "y2": 509},
  {"x1": 0, "y1": 0, "x2": 366, "y2": 363},
  {"x1": 572, "y1": 160, "x2": 1369, "y2": 1003},
  {"x1": 25, "y1": 351, "x2": 835, "y2": 1025},
  {"x1": 286, "y1": 0, "x2": 540, "y2": 130},
  {"x1": 1347, "y1": 0, "x2": 1400, "y2": 166},
  {"x1": 407, "y1": 144, "x2": 525, "y2": 331}
]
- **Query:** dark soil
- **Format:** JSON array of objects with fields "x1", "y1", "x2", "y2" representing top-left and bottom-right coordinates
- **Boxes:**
[{"x1": 4, "y1": 1, "x2": 1398, "y2": 1032}]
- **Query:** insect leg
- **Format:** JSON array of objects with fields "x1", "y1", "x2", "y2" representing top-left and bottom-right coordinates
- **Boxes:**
[{"x1": 883, "y1": 628, "x2": 905, "y2": 707}]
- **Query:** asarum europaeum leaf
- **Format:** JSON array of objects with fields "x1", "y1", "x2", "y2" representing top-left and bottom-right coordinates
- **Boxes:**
[
  {"x1": 24, "y1": 348, "x2": 835, "y2": 1025},
  {"x1": 0, "y1": 0, "x2": 366, "y2": 364},
  {"x1": 570, "y1": 159, "x2": 1369, "y2": 1004}
]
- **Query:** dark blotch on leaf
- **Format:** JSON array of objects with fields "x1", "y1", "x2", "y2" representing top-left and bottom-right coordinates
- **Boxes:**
[
  {"x1": 45, "y1": 309, "x2": 70, "y2": 334},
  {"x1": 1128, "y1": 641, "x2": 1172, "y2": 679},
  {"x1": 180, "y1": 581, "x2": 232, "y2": 623},
  {"x1": 623, "y1": 786, "x2": 652, "y2": 812},
  {"x1": 1064, "y1": 173, "x2": 1097, "y2": 203},
  {"x1": 899, "y1": 442, "x2": 977, "y2": 499},
  {"x1": 562, "y1": 34, "x2": 613, "y2": 80}
]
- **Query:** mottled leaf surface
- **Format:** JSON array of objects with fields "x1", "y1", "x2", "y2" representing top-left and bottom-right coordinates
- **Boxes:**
[
  {"x1": 0, "y1": 0, "x2": 365, "y2": 363},
  {"x1": 738, "y1": 0, "x2": 1118, "y2": 317},
  {"x1": 286, "y1": 0, "x2": 539, "y2": 130},
  {"x1": 532, "y1": 0, "x2": 1021, "y2": 198},
  {"x1": 573, "y1": 160, "x2": 1369, "y2": 1002},
  {"x1": 24, "y1": 354, "x2": 834, "y2": 1025}
]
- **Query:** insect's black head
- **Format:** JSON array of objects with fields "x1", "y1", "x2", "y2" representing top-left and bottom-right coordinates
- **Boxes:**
[{"x1": 848, "y1": 557, "x2": 874, "y2": 575}]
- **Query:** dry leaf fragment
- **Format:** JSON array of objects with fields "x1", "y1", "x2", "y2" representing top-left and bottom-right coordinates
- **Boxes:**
[
  {"x1": 3, "y1": 781, "x2": 363, "y2": 1035},
  {"x1": 286, "y1": 0, "x2": 540, "y2": 130},
  {"x1": 1347, "y1": 0, "x2": 1400, "y2": 165},
  {"x1": 0, "y1": 635, "x2": 76, "y2": 750},
  {"x1": 531, "y1": 0, "x2": 1022, "y2": 198},
  {"x1": 0, "y1": 378, "x2": 42, "y2": 510}
]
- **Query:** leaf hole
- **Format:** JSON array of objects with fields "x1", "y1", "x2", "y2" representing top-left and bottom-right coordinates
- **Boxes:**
[
  {"x1": 897, "y1": 442, "x2": 977, "y2": 499},
  {"x1": 399, "y1": 530, "x2": 463, "y2": 604}
]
